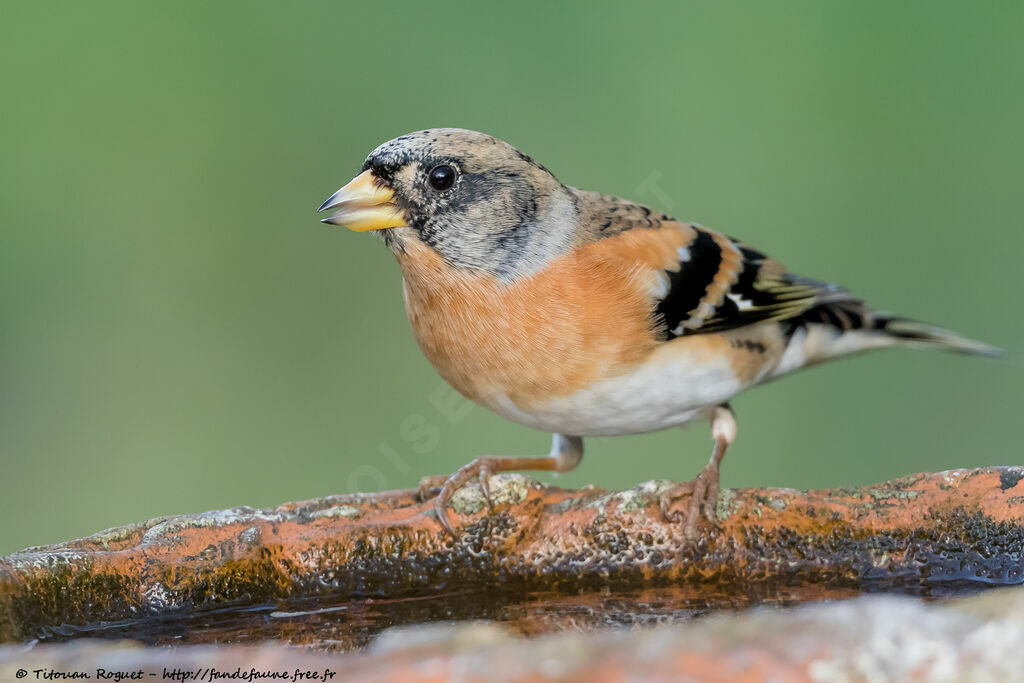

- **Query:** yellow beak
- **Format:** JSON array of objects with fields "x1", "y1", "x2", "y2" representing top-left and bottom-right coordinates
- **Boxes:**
[{"x1": 317, "y1": 170, "x2": 406, "y2": 232}]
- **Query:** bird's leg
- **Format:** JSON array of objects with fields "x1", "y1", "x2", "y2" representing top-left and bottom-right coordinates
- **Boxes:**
[
  {"x1": 659, "y1": 404, "x2": 737, "y2": 538},
  {"x1": 419, "y1": 434, "x2": 583, "y2": 539}
]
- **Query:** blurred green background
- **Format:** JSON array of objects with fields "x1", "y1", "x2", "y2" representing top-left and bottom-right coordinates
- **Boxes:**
[{"x1": 1, "y1": 1, "x2": 1020, "y2": 554}]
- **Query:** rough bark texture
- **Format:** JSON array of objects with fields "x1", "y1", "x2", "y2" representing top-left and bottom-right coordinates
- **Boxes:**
[
  {"x1": 1, "y1": 467, "x2": 1023, "y2": 645},
  {"x1": 4, "y1": 587, "x2": 1024, "y2": 681}
]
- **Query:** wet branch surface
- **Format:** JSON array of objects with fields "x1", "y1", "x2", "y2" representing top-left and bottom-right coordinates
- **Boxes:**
[{"x1": 1, "y1": 467, "x2": 1023, "y2": 648}]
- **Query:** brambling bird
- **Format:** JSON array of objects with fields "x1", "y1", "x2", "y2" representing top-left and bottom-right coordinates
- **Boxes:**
[{"x1": 318, "y1": 128, "x2": 1000, "y2": 538}]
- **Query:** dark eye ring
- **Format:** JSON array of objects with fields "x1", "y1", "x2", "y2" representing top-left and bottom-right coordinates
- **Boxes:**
[{"x1": 428, "y1": 164, "x2": 457, "y2": 191}]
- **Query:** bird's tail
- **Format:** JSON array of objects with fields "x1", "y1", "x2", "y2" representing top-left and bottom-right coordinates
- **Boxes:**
[
  {"x1": 772, "y1": 300, "x2": 1003, "y2": 377},
  {"x1": 870, "y1": 314, "x2": 1004, "y2": 357}
]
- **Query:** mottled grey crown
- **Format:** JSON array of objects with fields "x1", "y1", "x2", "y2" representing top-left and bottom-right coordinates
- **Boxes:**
[
  {"x1": 363, "y1": 128, "x2": 523, "y2": 178},
  {"x1": 361, "y1": 129, "x2": 579, "y2": 281}
]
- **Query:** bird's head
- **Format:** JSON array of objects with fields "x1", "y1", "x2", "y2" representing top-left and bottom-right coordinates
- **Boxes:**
[{"x1": 318, "y1": 129, "x2": 578, "y2": 281}]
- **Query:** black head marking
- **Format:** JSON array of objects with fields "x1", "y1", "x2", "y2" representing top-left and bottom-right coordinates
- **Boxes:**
[{"x1": 356, "y1": 128, "x2": 576, "y2": 280}]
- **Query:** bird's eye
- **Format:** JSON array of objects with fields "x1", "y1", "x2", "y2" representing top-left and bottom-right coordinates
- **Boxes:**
[{"x1": 428, "y1": 164, "x2": 457, "y2": 191}]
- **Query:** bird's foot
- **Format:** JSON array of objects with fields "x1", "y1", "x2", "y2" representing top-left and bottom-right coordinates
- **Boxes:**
[
  {"x1": 418, "y1": 457, "x2": 499, "y2": 540},
  {"x1": 658, "y1": 466, "x2": 722, "y2": 539},
  {"x1": 416, "y1": 475, "x2": 447, "y2": 502},
  {"x1": 418, "y1": 438, "x2": 582, "y2": 540}
]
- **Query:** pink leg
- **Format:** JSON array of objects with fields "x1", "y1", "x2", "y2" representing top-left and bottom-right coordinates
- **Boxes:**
[
  {"x1": 419, "y1": 434, "x2": 583, "y2": 539},
  {"x1": 659, "y1": 404, "x2": 737, "y2": 538}
]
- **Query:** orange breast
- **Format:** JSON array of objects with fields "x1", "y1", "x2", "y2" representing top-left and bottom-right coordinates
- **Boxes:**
[{"x1": 395, "y1": 225, "x2": 695, "y2": 409}]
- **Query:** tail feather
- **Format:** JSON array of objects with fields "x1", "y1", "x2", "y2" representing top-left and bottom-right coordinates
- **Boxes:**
[
  {"x1": 773, "y1": 300, "x2": 1003, "y2": 377},
  {"x1": 873, "y1": 315, "x2": 1004, "y2": 358}
]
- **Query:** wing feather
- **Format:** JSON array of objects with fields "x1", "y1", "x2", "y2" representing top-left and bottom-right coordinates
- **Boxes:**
[{"x1": 654, "y1": 226, "x2": 855, "y2": 339}]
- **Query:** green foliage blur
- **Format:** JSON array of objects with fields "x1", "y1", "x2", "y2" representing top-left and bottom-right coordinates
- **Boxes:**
[{"x1": 1, "y1": 1, "x2": 1021, "y2": 554}]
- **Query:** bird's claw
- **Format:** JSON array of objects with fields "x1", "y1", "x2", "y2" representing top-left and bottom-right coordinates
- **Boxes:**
[
  {"x1": 477, "y1": 462, "x2": 495, "y2": 508},
  {"x1": 422, "y1": 457, "x2": 500, "y2": 540},
  {"x1": 416, "y1": 474, "x2": 447, "y2": 503},
  {"x1": 658, "y1": 469, "x2": 720, "y2": 539}
]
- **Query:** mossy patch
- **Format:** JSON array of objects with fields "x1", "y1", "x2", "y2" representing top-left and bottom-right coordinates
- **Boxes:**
[{"x1": 311, "y1": 506, "x2": 363, "y2": 520}]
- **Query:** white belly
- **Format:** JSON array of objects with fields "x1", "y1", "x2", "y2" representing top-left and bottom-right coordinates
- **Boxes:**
[{"x1": 484, "y1": 343, "x2": 745, "y2": 437}]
